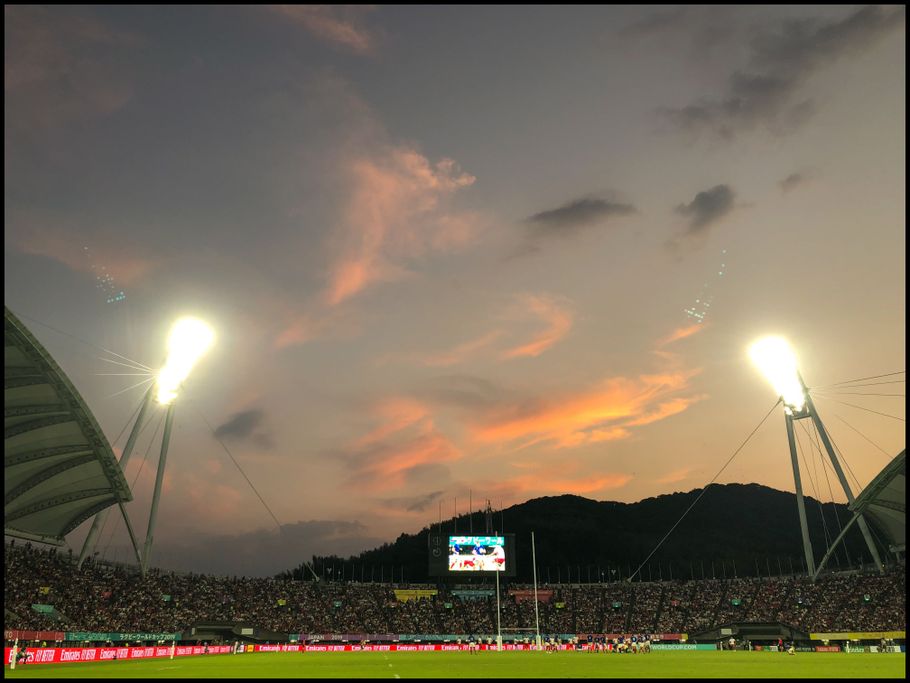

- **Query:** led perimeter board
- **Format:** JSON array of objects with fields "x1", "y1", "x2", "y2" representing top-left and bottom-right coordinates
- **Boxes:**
[{"x1": 428, "y1": 533, "x2": 516, "y2": 577}]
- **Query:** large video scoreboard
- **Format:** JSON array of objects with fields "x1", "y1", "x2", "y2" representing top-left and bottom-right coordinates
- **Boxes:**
[{"x1": 428, "y1": 533, "x2": 517, "y2": 577}]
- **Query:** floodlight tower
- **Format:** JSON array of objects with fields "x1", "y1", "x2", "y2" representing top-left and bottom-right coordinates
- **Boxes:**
[
  {"x1": 750, "y1": 337, "x2": 884, "y2": 580},
  {"x1": 77, "y1": 317, "x2": 214, "y2": 576}
]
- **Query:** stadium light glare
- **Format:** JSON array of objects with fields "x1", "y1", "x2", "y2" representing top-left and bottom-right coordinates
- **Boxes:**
[
  {"x1": 156, "y1": 317, "x2": 215, "y2": 404},
  {"x1": 749, "y1": 336, "x2": 805, "y2": 412}
]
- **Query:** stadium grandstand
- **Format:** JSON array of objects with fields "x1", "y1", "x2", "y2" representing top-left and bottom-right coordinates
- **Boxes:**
[{"x1": 4, "y1": 308, "x2": 905, "y2": 659}]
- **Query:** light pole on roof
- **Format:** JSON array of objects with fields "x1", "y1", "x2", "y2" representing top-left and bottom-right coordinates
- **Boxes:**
[{"x1": 749, "y1": 336, "x2": 884, "y2": 581}]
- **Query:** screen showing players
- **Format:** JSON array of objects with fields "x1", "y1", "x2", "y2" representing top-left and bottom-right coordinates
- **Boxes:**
[{"x1": 448, "y1": 535, "x2": 506, "y2": 571}]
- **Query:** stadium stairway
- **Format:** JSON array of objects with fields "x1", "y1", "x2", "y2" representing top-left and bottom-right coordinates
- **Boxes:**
[
  {"x1": 622, "y1": 591, "x2": 633, "y2": 633},
  {"x1": 712, "y1": 582, "x2": 729, "y2": 629},
  {"x1": 652, "y1": 583, "x2": 668, "y2": 632},
  {"x1": 743, "y1": 581, "x2": 762, "y2": 621},
  {"x1": 679, "y1": 582, "x2": 698, "y2": 629}
]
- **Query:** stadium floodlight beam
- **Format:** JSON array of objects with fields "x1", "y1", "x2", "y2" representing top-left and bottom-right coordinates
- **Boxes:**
[
  {"x1": 79, "y1": 316, "x2": 215, "y2": 575},
  {"x1": 749, "y1": 336, "x2": 806, "y2": 413},
  {"x1": 141, "y1": 317, "x2": 215, "y2": 575},
  {"x1": 749, "y1": 335, "x2": 884, "y2": 581},
  {"x1": 156, "y1": 317, "x2": 215, "y2": 404}
]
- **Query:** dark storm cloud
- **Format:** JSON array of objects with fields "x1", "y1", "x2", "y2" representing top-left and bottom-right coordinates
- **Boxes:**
[
  {"x1": 675, "y1": 185, "x2": 736, "y2": 234},
  {"x1": 526, "y1": 197, "x2": 636, "y2": 237},
  {"x1": 415, "y1": 374, "x2": 512, "y2": 412},
  {"x1": 144, "y1": 520, "x2": 383, "y2": 577},
  {"x1": 214, "y1": 409, "x2": 275, "y2": 449},
  {"x1": 779, "y1": 172, "x2": 809, "y2": 194},
  {"x1": 383, "y1": 489, "x2": 446, "y2": 513},
  {"x1": 620, "y1": 8, "x2": 689, "y2": 38},
  {"x1": 661, "y1": 5, "x2": 904, "y2": 139}
]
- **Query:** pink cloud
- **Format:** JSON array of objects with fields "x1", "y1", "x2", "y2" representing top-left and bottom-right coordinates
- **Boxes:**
[
  {"x1": 325, "y1": 146, "x2": 477, "y2": 306},
  {"x1": 353, "y1": 398, "x2": 431, "y2": 447},
  {"x1": 501, "y1": 293, "x2": 574, "y2": 359},
  {"x1": 420, "y1": 330, "x2": 504, "y2": 368},
  {"x1": 508, "y1": 471, "x2": 633, "y2": 495},
  {"x1": 16, "y1": 229, "x2": 158, "y2": 286},
  {"x1": 271, "y1": 303, "x2": 364, "y2": 350},
  {"x1": 472, "y1": 368, "x2": 702, "y2": 449},
  {"x1": 273, "y1": 313, "x2": 325, "y2": 350},
  {"x1": 268, "y1": 5, "x2": 379, "y2": 55},
  {"x1": 5, "y1": 6, "x2": 138, "y2": 130},
  {"x1": 343, "y1": 397, "x2": 461, "y2": 493},
  {"x1": 656, "y1": 468, "x2": 693, "y2": 485},
  {"x1": 657, "y1": 323, "x2": 704, "y2": 348}
]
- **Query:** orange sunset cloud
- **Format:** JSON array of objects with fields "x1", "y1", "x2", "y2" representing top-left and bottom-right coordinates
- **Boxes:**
[
  {"x1": 473, "y1": 369, "x2": 703, "y2": 449},
  {"x1": 345, "y1": 397, "x2": 461, "y2": 492},
  {"x1": 501, "y1": 293, "x2": 574, "y2": 359},
  {"x1": 325, "y1": 145, "x2": 476, "y2": 306},
  {"x1": 420, "y1": 330, "x2": 504, "y2": 367},
  {"x1": 658, "y1": 323, "x2": 704, "y2": 347},
  {"x1": 268, "y1": 5, "x2": 379, "y2": 55}
]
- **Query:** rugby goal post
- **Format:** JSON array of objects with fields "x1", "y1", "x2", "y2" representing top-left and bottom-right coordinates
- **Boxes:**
[{"x1": 500, "y1": 628, "x2": 543, "y2": 651}]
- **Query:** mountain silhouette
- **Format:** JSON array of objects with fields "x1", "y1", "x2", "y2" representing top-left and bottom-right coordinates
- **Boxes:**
[{"x1": 282, "y1": 483, "x2": 883, "y2": 583}]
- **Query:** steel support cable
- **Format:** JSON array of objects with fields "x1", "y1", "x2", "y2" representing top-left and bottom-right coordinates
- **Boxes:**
[
  {"x1": 12, "y1": 310, "x2": 153, "y2": 371},
  {"x1": 628, "y1": 399, "x2": 781, "y2": 583},
  {"x1": 794, "y1": 424, "x2": 832, "y2": 550},
  {"x1": 816, "y1": 371, "x2": 905, "y2": 388},
  {"x1": 819, "y1": 416, "x2": 893, "y2": 566},
  {"x1": 813, "y1": 391, "x2": 905, "y2": 398},
  {"x1": 811, "y1": 395, "x2": 905, "y2": 423},
  {"x1": 807, "y1": 420, "x2": 849, "y2": 567},
  {"x1": 96, "y1": 407, "x2": 162, "y2": 559},
  {"x1": 93, "y1": 396, "x2": 156, "y2": 561},
  {"x1": 100, "y1": 409, "x2": 164, "y2": 562},
  {"x1": 109, "y1": 387, "x2": 150, "y2": 451},
  {"x1": 819, "y1": 420, "x2": 866, "y2": 503},
  {"x1": 814, "y1": 380, "x2": 904, "y2": 389},
  {"x1": 188, "y1": 402, "x2": 284, "y2": 534},
  {"x1": 829, "y1": 412, "x2": 893, "y2": 460}
]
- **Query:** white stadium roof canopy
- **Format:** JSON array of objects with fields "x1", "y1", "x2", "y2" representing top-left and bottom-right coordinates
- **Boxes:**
[
  {"x1": 851, "y1": 449, "x2": 905, "y2": 554},
  {"x1": 5, "y1": 307, "x2": 132, "y2": 545}
]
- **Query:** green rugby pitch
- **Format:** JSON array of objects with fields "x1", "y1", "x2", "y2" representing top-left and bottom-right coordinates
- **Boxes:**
[{"x1": 4, "y1": 651, "x2": 906, "y2": 678}]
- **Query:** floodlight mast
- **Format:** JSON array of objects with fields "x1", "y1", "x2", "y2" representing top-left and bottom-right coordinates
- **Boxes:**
[
  {"x1": 78, "y1": 317, "x2": 214, "y2": 577},
  {"x1": 78, "y1": 384, "x2": 155, "y2": 569},
  {"x1": 140, "y1": 317, "x2": 214, "y2": 575},
  {"x1": 751, "y1": 338, "x2": 885, "y2": 579},
  {"x1": 801, "y1": 378, "x2": 884, "y2": 577},
  {"x1": 782, "y1": 397, "x2": 817, "y2": 577},
  {"x1": 142, "y1": 401, "x2": 177, "y2": 575}
]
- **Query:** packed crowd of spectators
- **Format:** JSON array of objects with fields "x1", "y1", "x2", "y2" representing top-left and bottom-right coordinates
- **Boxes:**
[
  {"x1": 627, "y1": 581, "x2": 663, "y2": 632},
  {"x1": 5, "y1": 542, "x2": 905, "y2": 637}
]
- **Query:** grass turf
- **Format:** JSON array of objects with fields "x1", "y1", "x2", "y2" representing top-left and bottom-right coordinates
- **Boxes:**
[{"x1": 4, "y1": 651, "x2": 906, "y2": 678}]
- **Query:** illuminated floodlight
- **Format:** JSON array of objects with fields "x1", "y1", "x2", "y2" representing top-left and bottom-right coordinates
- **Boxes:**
[
  {"x1": 749, "y1": 336, "x2": 806, "y2": 412},
  {"x1": 156, "y1": 317, "x2": 215, "y2": 404}
]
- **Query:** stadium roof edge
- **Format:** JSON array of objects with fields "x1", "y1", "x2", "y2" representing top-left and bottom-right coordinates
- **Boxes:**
[
  {"x1": 4, "y1": 307, "x2": 132, "y2": 545},
  {"x1": 850, "y1": 449, "x2": 905, "y2": 553}
]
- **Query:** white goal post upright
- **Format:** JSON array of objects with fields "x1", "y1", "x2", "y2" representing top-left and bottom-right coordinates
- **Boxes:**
[
  {"x1": 495, "y1": 557, "x2": 502, "y2": 651},
  {"x1": 532, "y1": 531, "x2": 541, "y2": 651}
]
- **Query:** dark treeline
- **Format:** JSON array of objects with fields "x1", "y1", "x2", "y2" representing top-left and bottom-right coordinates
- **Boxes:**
[{"x1": 278, "y1": 483, "x2": 885, "y2": 583}]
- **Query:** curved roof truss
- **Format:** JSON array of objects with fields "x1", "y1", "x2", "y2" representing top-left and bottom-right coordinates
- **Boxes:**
[{"x1": 5, "y1": 307, "x2": 132, "y2": 545}]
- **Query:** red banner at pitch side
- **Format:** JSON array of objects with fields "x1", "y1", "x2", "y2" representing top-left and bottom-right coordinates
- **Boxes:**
[
  {"x1": 508, "y1": 589, "x2": 554, "y2": 603},
  {"x1": 3, "y1": 630, "x2": 65, "y2": 642},
  {"x1": 5, "y1": 645, "x2": 232, "y2": 665}
]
